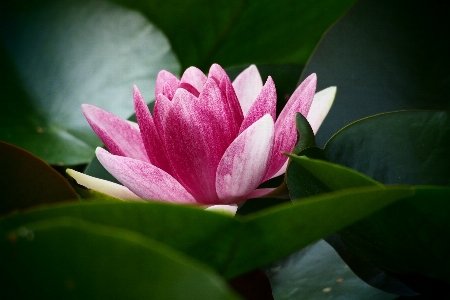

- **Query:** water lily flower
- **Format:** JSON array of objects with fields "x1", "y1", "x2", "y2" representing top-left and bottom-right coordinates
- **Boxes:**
[{"x1": 74, "y1": 64, "x2": 335, "y2": 208}]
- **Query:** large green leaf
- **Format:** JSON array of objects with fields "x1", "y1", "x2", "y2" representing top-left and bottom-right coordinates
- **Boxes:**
[
  {"x1": 0, "y1": 141, "x2": 78, "y2": 217},
  {"x1": 267, "y1": 240, "x2": 397, "y2": 300},
  {"x1": 1, "y1": 186, "x2": 413, "y2": 280},
  {"x1": 228, "y1": 186, "x2": 412, "y2": 279},
  {"x1": 0, "y1": 0, "x2": 179, "y2": 165},
  {"x1": 300, "y1": 0, "x2": 450, "y2": 146},
  {"x1": 340, "y1": 186, "x2": 450, "y2": 296},
  {"x1": 321, "y1": 111, "x2": 450, "y2": 186},
  {"x1": 0, "y1": 217, "x2": 241, "y2": 299},
  {"x1": 286, "y1": 155, "x2": 418, "y2": 296},
  {"x1": 113, "y1": 0, "x2": 356, "y2": 71},
  {"x1": 286, "y1": 155, "x2": 381, "y2": 199},
  {"x1": 291, "y1": 111, "x2": 450, "y2": 295}
]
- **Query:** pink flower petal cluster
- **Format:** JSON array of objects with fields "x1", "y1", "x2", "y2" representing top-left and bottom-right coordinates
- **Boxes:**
[{"x1": 81, "y1": 64, "x2": 335, "y2": 205}]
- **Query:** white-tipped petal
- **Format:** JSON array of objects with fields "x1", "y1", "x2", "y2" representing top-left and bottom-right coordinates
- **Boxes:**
[
  {"x1": 96, "y1": 148, "x2": 196, "y2": 203},
  {"x1": 216, "y1": 114, "x2": 274, "y2": 203},
  {"x1": 66, "y1": 169, "x2": 142, "y2": 201},
  {"x1": 205, "y1": 205, "x2": 238, "y2": 216},
  {"x1": 307, "y1": 86, "x2": 336, "y2": 134},
  {"x1": 232, "y1": 65, "x2": 263, "y2": 116}
]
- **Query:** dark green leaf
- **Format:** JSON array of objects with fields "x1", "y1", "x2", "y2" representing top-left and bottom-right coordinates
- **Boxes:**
[
  {"x1": 0, "y1": 186, "x2": 413, "y2": 279},
  {"x1": 112, "y1": 0, "x2": 356, "y2": 71},
  {"x1": 324, "y1": 234, "x2": 417, "y2": 296},
  {"x1": 339, "y1": 186, "x2": 450, "y2": 295},
  {"x1": 1, "y1": 217, "x2": 241, "y2": 299},
  {"x1": 0, "y1": 0, "x2": 179, "y2": 165},
  {"x1": 322, "y1": 111, "x2": 450, "y2": 186},
  {"x1": 286, "y1": 155, "x2": 382, "y2": 199},
  {"x1": 226, "y1": 186, "x2": 412, "y2": 278},
  {"x1": 286, "y1": 153, "x2": 418, "y2": 295},
  {"x1": 0, "y1": 141, "x2": 78, "y2": 216},
  {"x1": 289, "y1": 111, "x2": 450, "y2": 295},
  {"x1": 267, "y1": 240, "x2": 398, "y2": 300},
  {"x1": 292, "y1": 113, "x2": 316, "y2": 155},
  {"x1": 300, "y1": 0, "x2": 450, "y2": 146}
]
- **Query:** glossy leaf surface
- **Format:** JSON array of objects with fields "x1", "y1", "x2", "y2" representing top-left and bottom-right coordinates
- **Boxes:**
[
  {"x1": 0, "y1": 0, "x2": 179, "y2": 165},
  {"x1": 267, "y1": 240, "x2": 397, "y2": 300},
  {"x1": 0, "y1": 141, "x2": 78, "y2": 216},
  {"x1": 300, "y1": 0, "x2": 450, "y2": 146},
  {"x1": 1, "y1": 186, "x2": 413, "y2": 280},
  {"x1": 112, "y1": 0, "x2": 356, "y2": 70},
  {"x1": 1, "y1": 217, "x2": 241, "y2": 300}
]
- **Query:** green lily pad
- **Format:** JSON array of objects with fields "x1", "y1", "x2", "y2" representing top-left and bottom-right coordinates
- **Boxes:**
[
  {"x1": 290, "y1": 110, "x2": 450, "y2": 295},
  {"x1": 322, "y1": 111, "x2": 450, "y2": 186},
  {"x1": 300, "y1": 0, "x2": 450, "y2": 146},
  {"x1": 114, "y1": 0, "x2": 356, "y2": 70},
  {"x1": 0, "y1": 141, "x2": 78, "y2": 216},
  {"x1": 0, "y1": 185, "x2": 413, "y2": 280},
  {"x1": 267, "y1": 240, "x2": 397, "y2": 300},
  {"x1": 340, "y1": 186, "x2": 450, "y2": 296},
  {"x1": 0, "y1": 0, "x2": 179, "y2": 165},
  {"x1": 286, "y1": 155, "x2": 382, "y2": 199},
  {"x1": 1, "y1": 217, "x2": 241, "y2": 299}
]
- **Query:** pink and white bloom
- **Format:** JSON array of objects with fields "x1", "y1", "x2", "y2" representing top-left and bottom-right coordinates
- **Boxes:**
[{"x1": 77, "y1": 64, "x2": 335, "y2": 206}]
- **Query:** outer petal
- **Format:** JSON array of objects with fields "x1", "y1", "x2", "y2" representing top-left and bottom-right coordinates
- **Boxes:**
[
  {"x1": 96, "y1": 148, "x2": 196, "y2": 203},
  {"x1": 82, "y1": 104, "x2": 149, "y2": 163},
  {"x1": 307, "y1": 86, "x2": 336, "y2": 134},
  {"x1": 133, "y1": 86, "x2": 172, "y2": 174},
  {"x1": 264, "y1": 74, "x2": 317, "y2": 180},
  {"x1": 180, "y1": 66, "x2": 207, "y2": 92},
  {"x1": 66, "y1": 169, "x2": 142, "y2": 201},
  {"x1": 232, "y1": 64, "x2": 263, "y2": 116},
  {"x1": 155, "y1": 70, "x2": 180, "y2": 100},
  {"x1": 164, "y1": 80, "x2": 238, "y2": 204},
  {"x1": 216, "y1": 114, "x2": 274, "y2": 203},
  {"x1": 239, "y1": 76, "x2": 277, "y2": 134},
  {"x1": 205, "y1": 205, "x2": 238, "y2": 216}
]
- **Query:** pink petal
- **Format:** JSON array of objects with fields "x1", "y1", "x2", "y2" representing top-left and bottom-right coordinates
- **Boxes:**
[
  {"x1": 164, "y1": 79, "x2": 238, "y2": 204},
  {"x1": 209, "y1": 63, "x2": 244, "y2": 133},
  {"x1": 96, "y1": 148, "x2": 196, "y2": 203},
  {"x1": 216, "y1": 114, "x2": 274, "y2": 203},
  {"x1": 155, "y1": 70, "x2": 180, "y2": 100},
  {"x1": 269, "y1": 159, "x2": 288, "y2": 179},
  {"x1": 66, "y1": 169, "x2": 142, "y2": 201},
  {"x1": 239, "y1": 76, "x2": 277, "y2": 134},
  {"x1": 180, "y1": 66, "x2": 207, "y2": 92},
  {"x1": 218, "y1": 73, "x2": 244, "y2": 133},
  {"x1": 82, "y1": 104, "x2": 149, "y2": 163},
  {"x1": 232, "y1": 65, "x2": 263, "y2": 116},
  {"x1": 133, "y1": 86, "x2": 172, "y2": 174},
  {"x1": 307, "y1": 86, "x2": 336, "y2": 134},
  {"x1": 208, "y1": 63, "x2": 228, "y2": 82},
  {"x1": 178, "y1": 82, "x2": 200, "y2": 97},
  {"x1": 153, "y1": 93, "x2": 172, "y2": 142},
  {"x1": 264, "y1": 73, "x2": 317, "y2": 180},
  {"x1": 278, "y1": 73, "x2": 317, "y2": 119}
]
